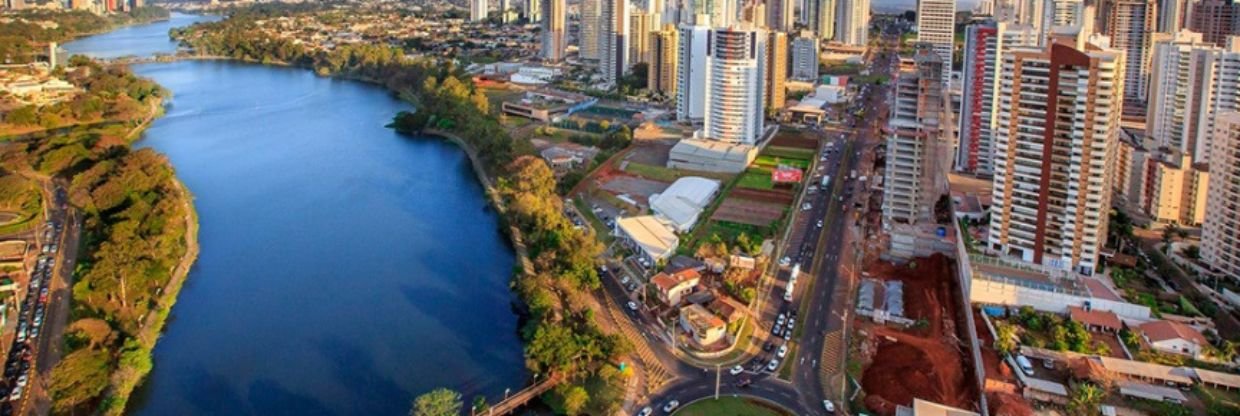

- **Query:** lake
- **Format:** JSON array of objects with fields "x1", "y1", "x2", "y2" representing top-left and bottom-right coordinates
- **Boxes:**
[{"x1": 64, "y1": 13, "x2": 528, "y2": 416}]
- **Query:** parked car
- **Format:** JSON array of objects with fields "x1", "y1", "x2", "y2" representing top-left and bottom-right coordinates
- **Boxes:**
[
  {"x1": 637, "y1": 406, "x2": 653, "y2": 416},
  {"x1": 767, "y1": 359, "x2": 779, "y2": 371},
  {"x1": 626, "y1": 301, "x2": 639, "y2": 312},
  {"x1": 823, "y1": 400, "x2": 836, "y2": 413},
  {"x1": 729, "y1": 365, "x2": 744, "y2": 375},
  {"x1": 777, "y1": 345, "x2": 788, "y2": 358}
]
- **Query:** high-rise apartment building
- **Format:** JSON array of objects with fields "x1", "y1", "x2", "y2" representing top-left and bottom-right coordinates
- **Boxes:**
[
  {"x1": 1050, "y1": 0, "x2": 1085, "y2": 27},
  {"x1": 791, "y1": 32, "x2": 820, "y2": 80},
  {"x1": 1101, "y1": 0, "x2": 1156, "y2": 110},
  {"x1": 541, "y1": 0, "x2": 565, "y2": 61},
  {"x1": 500, "y1": 0, "x2": 516, "y2": 24},
  {"x1": 649, "y1": 23, "x2": 680, "y2": 96},
  {"x1": 834, "y1": 0, "x2": 868, "y2": 46},
  {"x1": 766, "y1": 31, "x2": 788, "y2": 113},
  {"x1": 1202, "y1": 112, "x2": 1240, "y2": 279},
  {"x1": 580, "y1": 0, "x2": 602, "y2": 60},
  {"x1": 677, "y1": 21, "x2": 711, "y2": 121},
  {"x1": 987, "y1": 39, "x2": 1124, "y2": 275},
  {"x1": 1148, "y1": 33, "x2": 1240, "y2": 164},
  {"x1": 883, "y1": 45, "x2": 951, "y2": 229},
  {"x1": 630, "y1": 9, "x2": 654, "y2": 65},
  {"x1": 600, "y1": 0, "x2": 632, "y2": 85},
  {"x1": 1188, "y1": 0, "x2": 1240, "y2": 48},
  {"x1": 527, "y1": 0, "x2": 542, "y2": 22},
  {"x1": 916, "y1": 0, "x2": 956, "y2": 86},
  {"x1": 804, "y1": 0, "x2": 835, "y2": 39},
  {"x1": 1157, "y1": 0, "x2": 1188, "y2": 32},
  {"x1": 958, "y1": 22, "x2": 1040, "y2": 174},
  {"x1": 471, "y1": 0, "x2": 489, "y2": 22},
  {"x1": 704, "y1": 26, "x2": 768, "y2": 144},
  {"x1": 767, "y1": 0, "x2": 795, "y2": 32}
]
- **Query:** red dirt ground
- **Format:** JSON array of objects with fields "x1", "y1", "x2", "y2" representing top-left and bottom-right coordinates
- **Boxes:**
[
  {"x1": 712, "y1": 199, "x2": 786, "y2": 226},
  {"x1": 769, "y1": 132, "x2": 819, "y2": 149},
  {"x1": 728, "y1": 187, "x2": 796, "y2": 205},
  {"x1": 859, "y1": 254, "x2": 980, "y2": 416}
]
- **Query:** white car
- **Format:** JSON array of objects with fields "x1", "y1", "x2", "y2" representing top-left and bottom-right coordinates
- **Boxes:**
[
  {"x1": 767, "y1": 359, "x2": 780, "y2": 371},
  {"x1": 777, "y1": 345, "x2": 788, "y2": 358},
  {"x1": 627, "y1": 301, "x2": 639, "y2": 311},
  {"x1": 729, "y1": 365, "x2": 744, "y2": 375},
  {"x1": 777, "y1": 313, "x2": 786, "y2": 326},
  {"x1": 662, "y1": 400, "x2": 680, "y2": 413},
  {"x1": 779, "y1": 256, "x2": 791, "y2": 266},
  {"x1": 802, "y1": 203, "x2": 812, "y2": 211},
  {"x1": 823, "y1": 400, "x2": 836, "y2": 413},
  {"x1": 637, "y1": 406, "x2": 653, "y2": 416}
]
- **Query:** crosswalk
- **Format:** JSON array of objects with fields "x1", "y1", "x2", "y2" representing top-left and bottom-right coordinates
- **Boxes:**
[
  {"x1": 601, "y1": 292, "x2": 673, "y2": 390},
  {"x1": 818, "y1": 329, "x2": 844, "y2": 395}
]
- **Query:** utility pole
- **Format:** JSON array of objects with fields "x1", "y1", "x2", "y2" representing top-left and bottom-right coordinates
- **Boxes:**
[{"x1": 714, "y1": 364, "x2": 721, "y2": 400}]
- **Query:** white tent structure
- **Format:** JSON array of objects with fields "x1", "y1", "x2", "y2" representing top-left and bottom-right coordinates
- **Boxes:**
[{"x1": 650, "y1": 176, "x2": 721, "y2": 232}]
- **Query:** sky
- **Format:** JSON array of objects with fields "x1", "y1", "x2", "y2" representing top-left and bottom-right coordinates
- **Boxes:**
[{"x1": 871, "y1": 0, "x2": 979, "y2": 14}]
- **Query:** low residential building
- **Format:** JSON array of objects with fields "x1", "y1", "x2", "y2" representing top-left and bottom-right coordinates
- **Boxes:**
[
  {"x1": 614, "y1": 215, "x2": 679, "y2": 263},
  {"x1": 679, "y1": 303, "x2": 726, "y2": 345},
  {"x1": 1139, "y1": 320, "x2": 1209, "y2": 358},
  {"x1": 500, "y1": 89, "x2": 594, "y2": 121},
  {"x1": 1068, "y1": 306, "x2": 1122, "y2": 333},
  {"x1": 651, "y1": 268, "x2": 701, "y2": 306},
  {"x1": 708, "y1": 296, "x2": 746, "y2": 322}
]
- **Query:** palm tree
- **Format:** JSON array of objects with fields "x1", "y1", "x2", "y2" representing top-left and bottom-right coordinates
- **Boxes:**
[{"x1": 1068, "y1": 383, "x2": 1105, "y2": 416}]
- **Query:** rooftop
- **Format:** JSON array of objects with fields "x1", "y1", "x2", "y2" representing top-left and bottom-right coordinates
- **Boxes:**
[
  {"x1": 615, "y1": 216, "x2": 679, "y2": 259},
  {"x1": 1139, "y1": 320, "x2": 1208, "y2": 345},
  {"x1": 1068, "y1": 306, "x2": 1123, "y2": 332}
]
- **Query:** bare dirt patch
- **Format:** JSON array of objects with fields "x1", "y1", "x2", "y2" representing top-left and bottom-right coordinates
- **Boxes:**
[
  {"x1": 597, "y1": 174, "x2": 670, "y2": 204},
  {"x1": 727, "y1": 188, "x2": 796, "y2": 205},
  {"x1": 858, "y1": 254, "x2": 979, "y2": 416},
  {"x1": 768, "y1": 130, "x2": 819, "y2": 149},
  {"x1": 711, "y1": 198, "x2": 786, "y2": 226}
]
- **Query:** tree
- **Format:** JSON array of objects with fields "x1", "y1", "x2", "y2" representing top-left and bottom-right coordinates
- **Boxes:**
[
  {"x1": 471, "y1": 395, "x2": 489, "y2": 414},
  {"x1": 4, "y1": 105, "x2": 38, "y2": 125},
  {"x1": 410, "y1": 388, "x2": 463, "y2": 416},
  {"x1": 1183, "y1": 245, "x2": 1201, "y2": 260},
  {"x1": 994, "y1": 322, "x2": 1018, "y2": 355},
  {"x1": 561, "y1": 385, "x2": 589, "y2": 415},
  {"x1": 49, "y1": 349, "x2": 113, "y2": 413},
  {"x1": 1067, "y1": 382, "x2": 1105, "y2": 416}
]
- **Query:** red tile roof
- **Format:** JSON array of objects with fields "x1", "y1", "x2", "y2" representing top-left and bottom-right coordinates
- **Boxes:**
[
  {"x1": 651, "y1": 269, "x2": 700, "y2": 291},
  {"x1": 1139, "y1": 320, "x2": 1208, "y2": 345},
  {"x1": 1069, "y1": 306, "x2": 1123, "y2": 332}
]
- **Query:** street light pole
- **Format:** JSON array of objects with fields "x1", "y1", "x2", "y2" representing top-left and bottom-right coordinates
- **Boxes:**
[{"x1": 714, "y1": 364, "x2": 721, "y2": 400}]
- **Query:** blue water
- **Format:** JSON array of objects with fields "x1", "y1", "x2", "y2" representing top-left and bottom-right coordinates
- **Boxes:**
[
  {"x1": 64, "y1": 15, "x2": 527, "y2": 416},
  {"x1": 62, "y1": 13, "x2": 222, "y2": 59}
]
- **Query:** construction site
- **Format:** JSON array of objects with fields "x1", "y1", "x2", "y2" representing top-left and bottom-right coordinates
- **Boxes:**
[{"x1": 850, "y1": 254, "x2": 982, "y2": 415}]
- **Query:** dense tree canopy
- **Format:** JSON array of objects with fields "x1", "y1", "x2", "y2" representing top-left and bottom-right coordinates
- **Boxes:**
[{"x1": 410, "y1": 388, "x2": 463, "y2": 416}]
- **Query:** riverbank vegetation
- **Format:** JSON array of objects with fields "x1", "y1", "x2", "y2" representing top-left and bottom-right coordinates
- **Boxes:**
[
  {"x1": 0, "y1": 7, "x2": 169, "y2": 63},
  {"x1": 2, "y1": 56, "x2": 164, "y2": 137},
  {"x1": 0, "y1": 60, "x2": 192, "y2": 414},
  {"x1": 172, "y1": 5, "x2": 635, "y2": 413}
]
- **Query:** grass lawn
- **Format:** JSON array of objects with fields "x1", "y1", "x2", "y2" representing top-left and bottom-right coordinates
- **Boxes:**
[
  {"x1": 623, "y1": 162, "x2": 683, "y2": 183},
  {"x1": 760, "y1": 146, "x2": 816, "y2": 161},
  {"x1": 777, "y1": 343, "x2": 798, "y2": 380},
  {"x1": 701, "y1": 220, "x2": 770, "y2": 245},
  {"x1": 736, "y1": 168, "x2": 774, "y2": 190},
  {"x1": 673, "y1": 396, "x2": 791, "y2": 416},
  {"x1": 754, "y1": 155, "x2": 810, "y2": 170}
]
